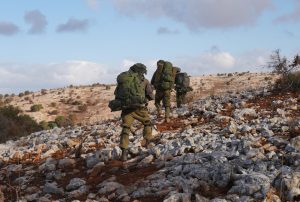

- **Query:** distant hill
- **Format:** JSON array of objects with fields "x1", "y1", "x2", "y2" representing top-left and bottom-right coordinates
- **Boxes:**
[{"x1": 1, "y1": 72, "x2": 277, "y2": 125}]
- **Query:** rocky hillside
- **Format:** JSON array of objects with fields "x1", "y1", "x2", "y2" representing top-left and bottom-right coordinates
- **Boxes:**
[
  {"x1": 1, "y1": 84, "x2": 300, "y2": 201},
  {"x1": 2, "y1": 72, "x2": 276, "y2": 125}
]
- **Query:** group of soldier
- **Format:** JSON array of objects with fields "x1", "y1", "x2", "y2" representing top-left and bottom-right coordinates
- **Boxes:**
[{"x1": 109, "y1": 60, "x2": 193, "y2": 161}]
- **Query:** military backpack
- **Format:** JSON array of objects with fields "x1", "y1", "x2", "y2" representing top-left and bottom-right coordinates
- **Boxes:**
[
  {"x1": 152, "y1": 61, "x2": 177, "y2": 90},
  {"x1": 175, "y1": 72, "x2": 193, "y2": 93},
  {"x1": 109, "y1": 70, "x2": 146, "y2": 111}
]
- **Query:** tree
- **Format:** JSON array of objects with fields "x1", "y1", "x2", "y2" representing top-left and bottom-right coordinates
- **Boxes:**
[{"x1": 267, "y1": 49, "x2": 300, "y2": 90}]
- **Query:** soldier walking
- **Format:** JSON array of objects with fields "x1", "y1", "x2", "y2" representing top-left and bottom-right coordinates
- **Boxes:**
[
  {"x1": 151, "y1": 60, "x2": 177, "y2": 123},
  {"x1": 175, "y1": 69, "x2": 193, "y2": 107},
  {"x1": 109, "y1": 63, "x2": 154, "y2": 161}
]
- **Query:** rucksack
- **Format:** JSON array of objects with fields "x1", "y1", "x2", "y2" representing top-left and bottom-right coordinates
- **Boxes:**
[
  {"x1": 152, "y1": 61, "x2": 176, "y2": 90},
  {"x1": 175, "y1": 72, "x2": 192, "y2": 92},
  {"x1": 108, "y1": 70, "x2": 146, "y2": 111}
]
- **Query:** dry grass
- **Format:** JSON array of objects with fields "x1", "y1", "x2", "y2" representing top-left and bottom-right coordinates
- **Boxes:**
[{"x1": 4, "y1": 72, "x2": 276, "y2": 125}]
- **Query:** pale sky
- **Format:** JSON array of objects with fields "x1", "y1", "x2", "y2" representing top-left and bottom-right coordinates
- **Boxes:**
[{"x1": 0, "y1": 0, "x2": 299, "y2": 93}]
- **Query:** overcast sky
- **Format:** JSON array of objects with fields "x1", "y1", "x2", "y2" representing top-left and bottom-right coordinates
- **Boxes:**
[{"x1": 0, "y1": 0, "x2": 299, "y2": 93}]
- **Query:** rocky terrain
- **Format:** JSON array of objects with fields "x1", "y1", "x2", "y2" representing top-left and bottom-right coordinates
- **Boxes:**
[
  {"x1": 1, "y1": 79, "x2": 300, "y2": 201},
  {"x1": 3, "y1": 72, "x2": 276, "y2": 124}
]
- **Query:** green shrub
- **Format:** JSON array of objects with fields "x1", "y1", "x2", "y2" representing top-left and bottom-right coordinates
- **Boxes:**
[
  {"x1": 39, "y1": 121, "x2": 50, "y2": 130},
  {"x1": 275, "y1": 71, "x2": 300, "y2": 90},
  {"x1": 48, "y1": 122, "x2": 58, "y2": 129},
  {"x1": 0, "y1": 105, "x2": 41, "y2": 143},
  {"x1": 18, "y1": 92, "x2": 24, "y2": 97},
  {"x1": 30, "y1": 104, "x2": 43, "y2": 112},
  {"x1": 55, "y1": 115, "x2": 74, "y2": 127}
]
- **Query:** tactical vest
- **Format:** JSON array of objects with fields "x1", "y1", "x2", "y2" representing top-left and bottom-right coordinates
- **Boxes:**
[{"x1": 175, "y1": 72, "x2": 192, "y2": 93}]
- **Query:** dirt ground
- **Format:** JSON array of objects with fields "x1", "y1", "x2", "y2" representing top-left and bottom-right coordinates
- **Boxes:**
[{"x1": 4, "y1": 72, "x2": 277, "y2": 125}]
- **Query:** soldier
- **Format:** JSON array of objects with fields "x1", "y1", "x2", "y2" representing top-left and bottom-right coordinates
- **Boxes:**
[
  {"x1": 175, "y1": 69, "x2": 193, "y2": 108},
  {"x1": 109, "y1": 63, "x2": 154, "y2": 161},
  {"x1": 151, "y1": 60, "x2": 177, "y2": 123}
]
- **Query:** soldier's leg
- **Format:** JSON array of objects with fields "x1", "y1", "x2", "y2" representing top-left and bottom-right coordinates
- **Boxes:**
[
  {"x1": 176, "y1": 92, "x2": 181, "y2": 108},
  {"x1": 155, "y1": 90, "x2": 163, "y2": 117},
  {"x1": 120, "y1": 112, "x2": 134, "y2": 150},
  {"x1": 182, "y1": 92, "x2": 187, "y2": 104},
  {"x1": 132, "y1": 107, "x2": 153, "y2": 144},
  {"x1": 120, "y1": 111, "x2": 135, "y2": 161},
  {"x1": 177, "y1": 92, "x2": 185, "y2": 107},
  {"x1": 163, "y1": 90, "x2": 171, "y2": 122}
]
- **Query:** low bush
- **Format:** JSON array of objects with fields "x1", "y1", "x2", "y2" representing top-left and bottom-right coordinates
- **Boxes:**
[
  {"x1": 267, "y1": 50, "x2": 300, "y2": 91},
  {"x1": 39, "y1": 121, "x2": 50, "y2": 130},
  {"x1": 24, "y1": 91, "x2": 31, "y2": 95},
  {"x1": 30, "y1": 104, "x2": 43, "y2": 112},
  {"x1": 0, "y1": 105, "x2": 41, "y2": 143},
  {"x1": 55, "y1": 115, "x2": 74, "y2": 127},
  {"x1": 48, "y1": 122, "x2": 58, "y2": 129},
  {"x1": 275, "y1": 71, "x2": 300, "y2": 91},
  {"x1": 41, "y1": 89, "x2": 48, "y2": 95}
]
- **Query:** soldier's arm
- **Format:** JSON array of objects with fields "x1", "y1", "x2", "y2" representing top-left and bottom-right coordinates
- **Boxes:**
[{"x1": 150, "y1": 71, "x2": 157, "y2": 85}]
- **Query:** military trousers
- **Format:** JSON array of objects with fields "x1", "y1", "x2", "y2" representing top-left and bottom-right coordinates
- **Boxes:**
[
  {"x1": 120, "y1": 107, "x2": 153, "y2": 149},
  {"x1": 155, "y1": 89, "x2": 171, "y2": 118},
  {"x1": 176, "y1": 92, "x2": 187, "y2": 108}
]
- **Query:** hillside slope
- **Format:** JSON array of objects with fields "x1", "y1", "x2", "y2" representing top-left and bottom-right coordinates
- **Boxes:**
[
  {"x1": 1, "y1": 84, "x2": 300, "y2": 201},
  {"x1": 2, "y1": 72, "x2": 276, "y2": 125}
]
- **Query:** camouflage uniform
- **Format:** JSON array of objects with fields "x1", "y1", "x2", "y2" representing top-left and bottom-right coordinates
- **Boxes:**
[
  {"x1": 120, "y1": 79, "x2": 154, "y2": 150},
  {"x1": 175, "y1": 70, "x2": 192, "y2": 108},
  {"x1": 154, "y1": 89, "x2": 171, "y2": 119},
  {"x1": 176, "y1": 91, "x2": 186, "y2": 108},
  {"x1": 151, "y1": 60, "x2": 173, "y2": 122}
]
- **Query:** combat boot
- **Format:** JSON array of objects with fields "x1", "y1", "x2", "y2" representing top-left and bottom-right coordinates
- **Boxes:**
[{"x1": 121, "y1": 148, "x2": 128, "y2": 162}]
